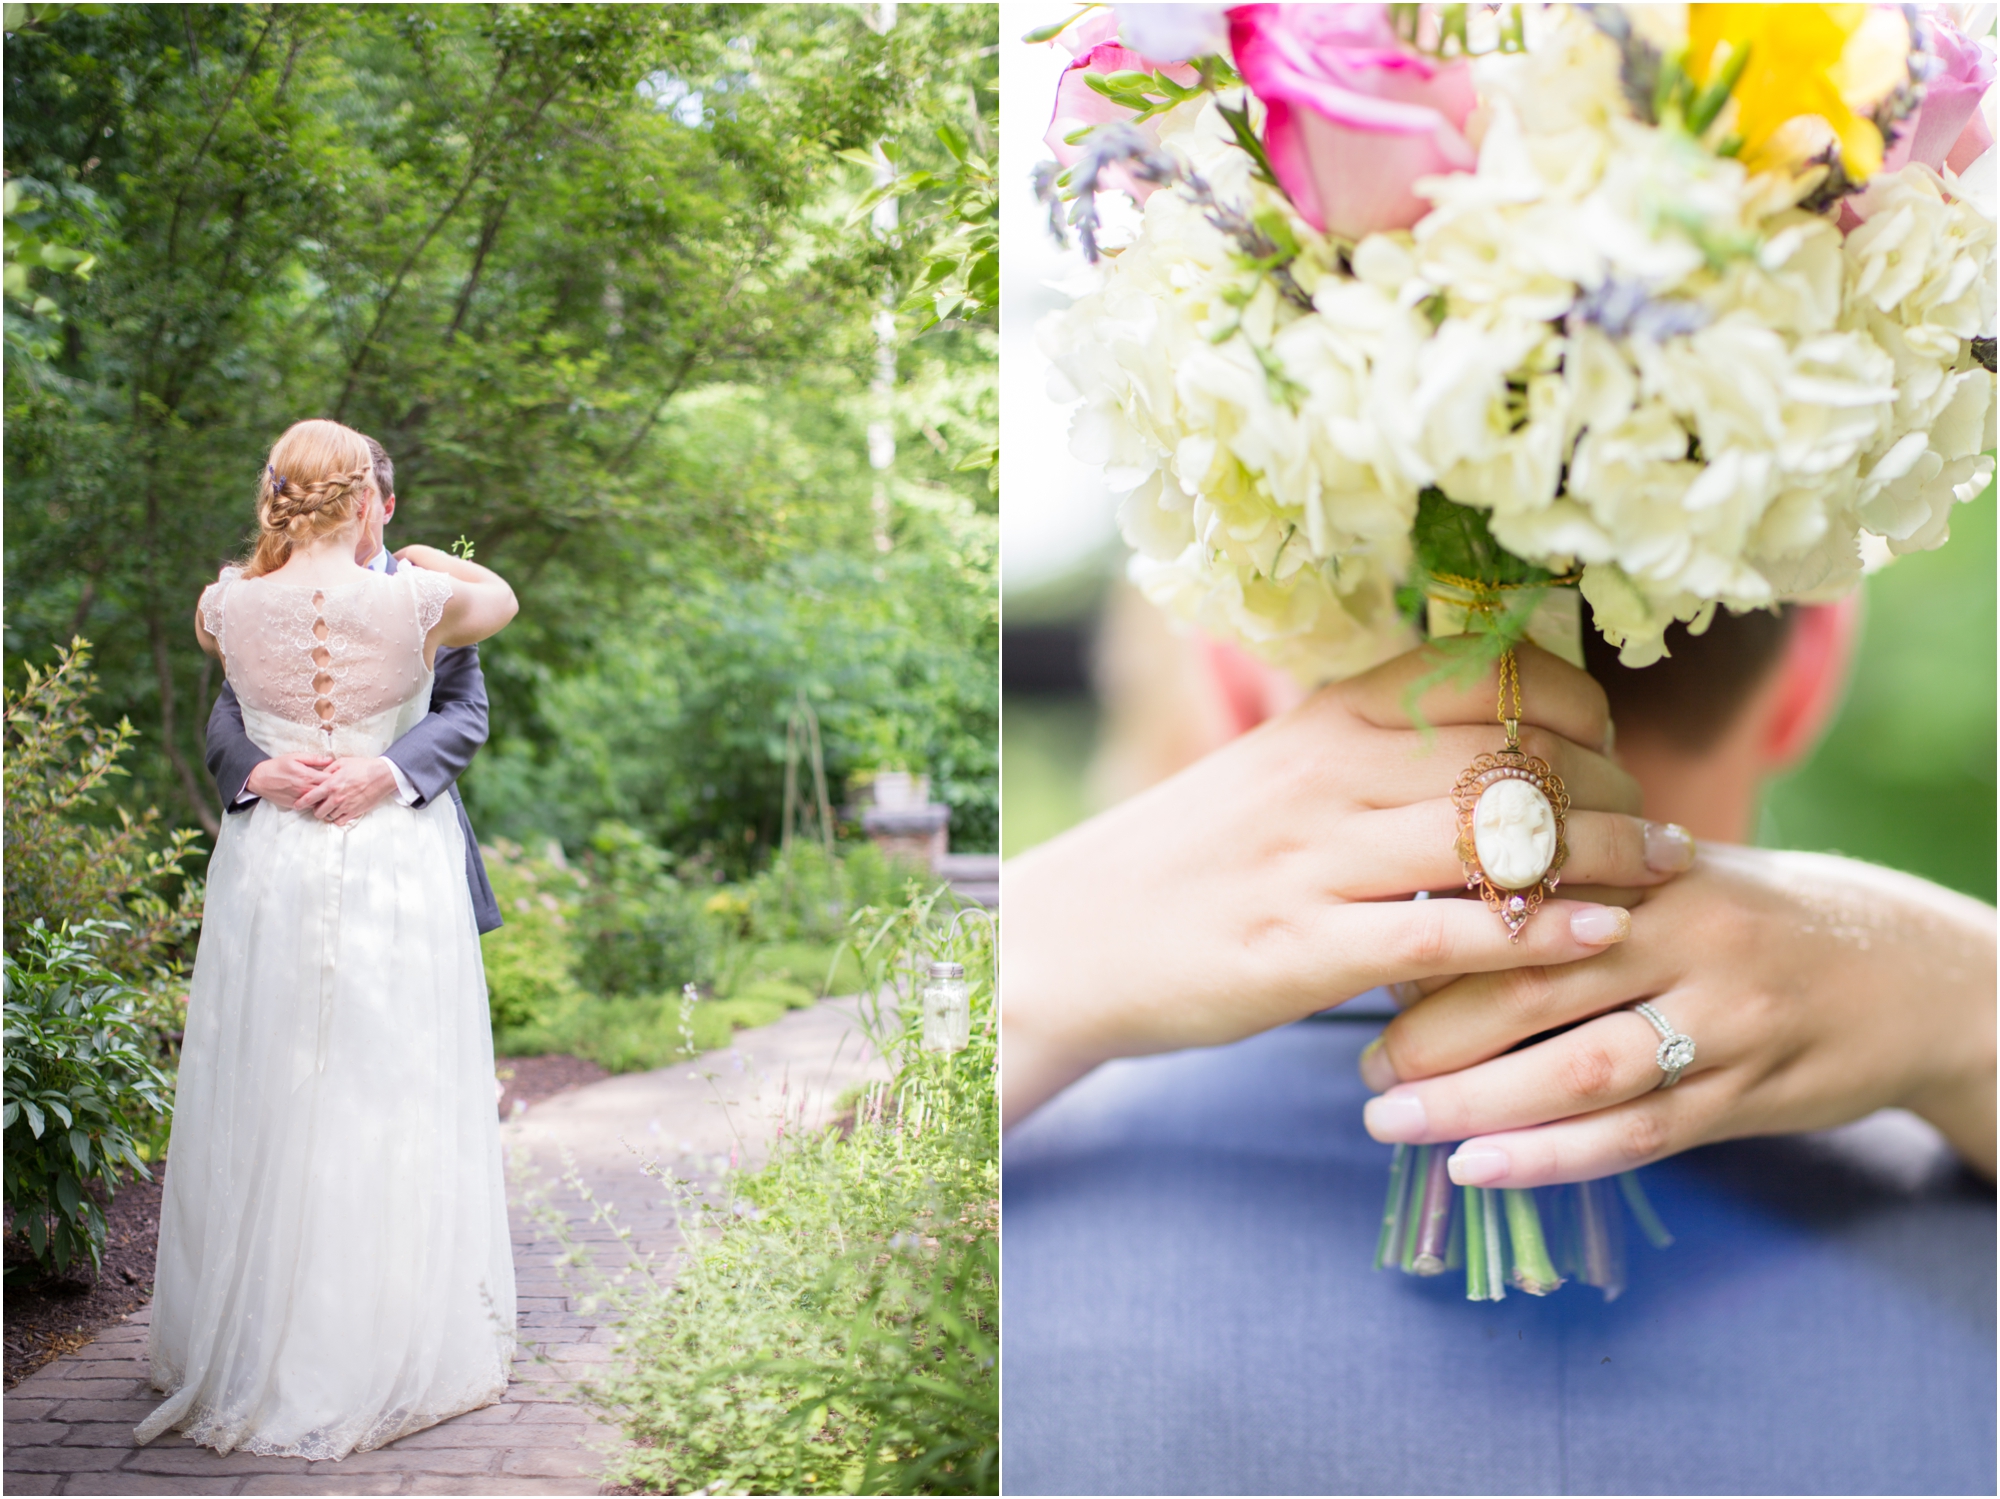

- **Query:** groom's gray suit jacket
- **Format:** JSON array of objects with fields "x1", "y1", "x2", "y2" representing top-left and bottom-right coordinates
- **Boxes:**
[{"x1": 202, "y1": 553, "x2": 504, "y2": 935}]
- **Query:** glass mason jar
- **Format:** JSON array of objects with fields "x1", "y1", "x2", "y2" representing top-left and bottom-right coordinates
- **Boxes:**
[{"x1": 920, "y1": 960, "x2": 970, "y2": 1053}]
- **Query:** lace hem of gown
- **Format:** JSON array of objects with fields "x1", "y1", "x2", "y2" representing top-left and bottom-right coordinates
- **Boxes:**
[{"x1": 136, "y1": 1358, "x2": 510, "y2": 1461}]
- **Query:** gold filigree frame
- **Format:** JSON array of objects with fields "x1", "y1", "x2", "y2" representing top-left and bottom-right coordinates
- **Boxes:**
[{"x1": 1451, "y1": 748, "x2": 1571, "y2": 940}]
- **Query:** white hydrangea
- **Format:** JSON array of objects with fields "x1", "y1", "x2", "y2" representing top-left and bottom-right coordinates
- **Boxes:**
[{"x1": 1043, "y1": 9, "x2": 1997, "y2": 677}]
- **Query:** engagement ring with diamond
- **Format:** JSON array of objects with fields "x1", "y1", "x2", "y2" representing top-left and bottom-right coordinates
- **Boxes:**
[{"x1": 1632, "y1": 1002, "x2": 1696, "y2": 1088}]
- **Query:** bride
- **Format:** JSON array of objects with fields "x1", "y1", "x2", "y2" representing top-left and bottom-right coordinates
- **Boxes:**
[{"x1": 136, "y1": 418, "x2": 521, "y2": 1459}]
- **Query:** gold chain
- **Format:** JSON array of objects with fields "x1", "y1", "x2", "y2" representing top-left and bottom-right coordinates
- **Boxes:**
[{"x1": 1498, "y1": 648, "x2": 1521, "y2": 751}]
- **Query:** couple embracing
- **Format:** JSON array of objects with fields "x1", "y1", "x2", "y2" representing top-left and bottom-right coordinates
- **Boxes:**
[{"x1": 136, "y1": 418, "x2": 521, "y2": 1459}]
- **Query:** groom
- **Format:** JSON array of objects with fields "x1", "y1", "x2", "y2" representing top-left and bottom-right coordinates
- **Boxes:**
[{"x1": 203, "y1": 437, "x2": 502, "y2": 934}]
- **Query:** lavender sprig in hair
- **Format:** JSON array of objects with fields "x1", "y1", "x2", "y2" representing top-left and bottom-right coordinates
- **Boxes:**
[{"x1": 1037, "y1": 121, "x2": 1312, "y2": 309}]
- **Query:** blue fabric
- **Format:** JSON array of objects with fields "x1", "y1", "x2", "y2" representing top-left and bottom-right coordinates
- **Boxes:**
[
  {"x1": 202, "y1": 552, "x2": 501, "y2": 934},
  {"x1": 1002, "y1": 1015, "x2": 1995, "y2": 1496}
]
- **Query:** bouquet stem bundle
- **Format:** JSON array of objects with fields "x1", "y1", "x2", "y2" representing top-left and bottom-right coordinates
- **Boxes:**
[{"x1": 1375, "y1": 1142, "x2": 1673, "y2": 1302}]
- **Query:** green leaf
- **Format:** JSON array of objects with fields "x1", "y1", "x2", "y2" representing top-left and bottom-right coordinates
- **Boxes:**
[
  {"x1": 1410, "y1": 488, "x2": 1555, "y2": 591},
  {"x1": 69, "y1": 1126, "x2": 90, "y2": 1170},
  {"x1": 21, "y1": 1098, "x2": 44, "y2": 1138},
  {"x1": 55, "y1": 1170, "x2": 80, "y2": 1219}
]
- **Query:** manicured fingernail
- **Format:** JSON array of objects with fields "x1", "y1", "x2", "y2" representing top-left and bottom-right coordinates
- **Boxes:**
[
  {"x1": 1363, "y1": 1090, "x2": 1426, "y2": 1142},
  {"x1": 1388, "y1": 980, "x2": 1423, "y2": 1010},
  {"x1": 1602, "y1": 717, "x2": 1617, "y2": 756},
  {"x1": 1448, "y1": 1145, "x2": 1510, "y2": 1186},
  {"x1": 1359, "y1": 1037, "x2": 1398, "y2": 1092},
  {"x1": 1570, "y1": 904, "x2": 1630, "y2": 945},
  {"x1": 1644, "y1": 821, "x2": 1694, "y2": 873}
]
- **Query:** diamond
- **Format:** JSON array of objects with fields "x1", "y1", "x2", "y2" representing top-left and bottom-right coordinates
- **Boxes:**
[{"x1": 1659, "y1": 1036, "x2": 1696, "y2": 1071}]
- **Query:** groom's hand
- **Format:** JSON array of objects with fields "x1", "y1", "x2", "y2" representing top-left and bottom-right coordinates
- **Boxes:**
[
  {"x1": 296, "y1": 757, "x2": 401, "y2": 826},
  {"x1": 244, "y1": 753, "x2": 335, "y2": 811}
]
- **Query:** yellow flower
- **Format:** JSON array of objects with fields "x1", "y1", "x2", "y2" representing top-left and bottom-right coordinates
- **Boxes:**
[{"x1": 1688, "y1": 4, "x2": 1910, "y2": 179}]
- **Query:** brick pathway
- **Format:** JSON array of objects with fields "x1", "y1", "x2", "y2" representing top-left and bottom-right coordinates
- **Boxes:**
[{"x1": 2, "y1": 999, "x2": 887, "y2": 1496}]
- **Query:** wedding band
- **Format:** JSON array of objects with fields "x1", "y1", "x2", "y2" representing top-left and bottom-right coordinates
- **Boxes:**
[{"x1": 1632, "y1": 1002, "x2": 1695, "y2": 1088}]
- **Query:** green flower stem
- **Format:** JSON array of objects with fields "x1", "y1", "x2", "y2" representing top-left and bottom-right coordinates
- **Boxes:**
[
  {"x1": 1575, "y1": 1178, "x2": 1624, "y2": 1301},
  {"x1": 1482, "y1": 1184, "x2": 1508, "y2": 1300},
  {"x1": 1400, "y1": 1145, "x2": 1431, "y2": 1273},
  {"x1": 1464, "y1": 1186, "x2": 1489, "y2": 1300},
  {"x1": 1617, "y1": 1170, "x2": 1675, "y2": 1248},
  {"x1": 1504, "y1": 1187, "x2": 1563, "y2": 1296},
  {"x1": 1412, "y1": 1144, "x2": 1454, "y2": 1275},
  {"x1": 1374, "y1": 1143, "x2": 1414, "y2": 1271}
]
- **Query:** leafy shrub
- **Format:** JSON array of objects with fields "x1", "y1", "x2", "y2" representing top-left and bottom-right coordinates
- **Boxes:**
[
  {"x1": 740, "y1": 841, "x2": 934, "y2": 948},
  {"x1": 3, "y1": 640, "x2": 203, "y2": 977},
  {"x1": 575, "y1": 821, "x2": 719, "y2": 999},
  {"x1": 487, "y1": 828, "x2": 888, "y2": 1072},
  {"x1": 3, "y1": 921, "x2": 174, "y2": 1273},
  {"x1": 480, "y1": 837, "x2": 591, "y2": 1031},
  {"x1": 533, "y1": 886, "x2": 998, "y2": 1494}
]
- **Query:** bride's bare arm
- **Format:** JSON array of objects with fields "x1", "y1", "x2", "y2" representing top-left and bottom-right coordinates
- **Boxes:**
[
  {"x1": 1363, "y1": 845, "x2": 1998, "y2": 1180},
  {"x1": 395, "y1": 544, "x2": 519, "y2": 647},
  {"x1": 1003, "y1": 645, "x2": 1699, "y2": 1125}
]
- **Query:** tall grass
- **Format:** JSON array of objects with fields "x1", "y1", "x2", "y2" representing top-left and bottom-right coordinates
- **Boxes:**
[{"x1": 523, "y1": 885, "x2": 998, "y2": 1494}]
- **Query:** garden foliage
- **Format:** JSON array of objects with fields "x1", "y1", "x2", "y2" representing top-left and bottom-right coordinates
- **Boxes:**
[
  {"x1": 3, "y1": 640, "x2": 203, "y2": 976},
  {"x1": 481, "y1": 830, "x2": 925, "y2": 1075},
  {"x1": 527, "y1": 886, "x2": 998, "y2": 1494},
  {"x1": 2, "y1": 640, "x2": 190, "y2": 1273},
  {"x1": 5, "y1": 4, "x2": 997, "y2": 861},
  {"x1": 3, "y1": 920, "x2": 174, "y2": 1274}
]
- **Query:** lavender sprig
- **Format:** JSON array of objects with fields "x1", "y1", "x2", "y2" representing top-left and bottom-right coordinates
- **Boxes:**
[
  {"x1": 1038, "y1": 122, "x2": 1313, "y2": 308},
  {"x1": 1566, "y1": 279, "x2": 1710, "y2": 342}
]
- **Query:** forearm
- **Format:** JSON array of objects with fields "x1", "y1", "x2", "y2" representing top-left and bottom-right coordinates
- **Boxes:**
[
  {"x1": 398, "y1": 545, "x2": 507, "y2": 588},
  {"x1": 1895, "y1": 884, "x2": 1997, "y2": 1177}
]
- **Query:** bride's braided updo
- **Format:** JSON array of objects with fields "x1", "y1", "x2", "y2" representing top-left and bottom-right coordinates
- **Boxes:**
[{"x1": 241, "y1": 418, "x2": 378, "y2": 578}]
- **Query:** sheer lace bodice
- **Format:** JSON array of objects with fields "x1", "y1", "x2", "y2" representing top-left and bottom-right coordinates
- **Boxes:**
[{"x1": 199, "y1": 565, "x2": 453, "y2": 758}]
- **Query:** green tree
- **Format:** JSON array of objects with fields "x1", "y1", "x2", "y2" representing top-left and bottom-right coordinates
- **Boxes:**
[{"x1": 5, "y1": 4, "x2": 997, "y2": 862}]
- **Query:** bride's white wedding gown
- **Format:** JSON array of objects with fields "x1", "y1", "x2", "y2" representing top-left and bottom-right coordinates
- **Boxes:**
[{"x1": 137, "y1": 565, "x2": 515, "y2": 1460}]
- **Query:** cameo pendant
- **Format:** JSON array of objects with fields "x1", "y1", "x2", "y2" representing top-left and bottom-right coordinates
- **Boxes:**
[{"x1": 1452, "y1": 726, "x2": 1570, "y2": 941}]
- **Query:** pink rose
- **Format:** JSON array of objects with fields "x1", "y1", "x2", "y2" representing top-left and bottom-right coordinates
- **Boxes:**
[
  {"x1": 1228, "y1": 3, "x2": 1476, "y2": 240},
  {"x1": 1883, "y1": 16, "x2": 1996, "y2": 176},
  {"x1": 1044, "y1": 16, "x2": 1200, "y2": 206}
]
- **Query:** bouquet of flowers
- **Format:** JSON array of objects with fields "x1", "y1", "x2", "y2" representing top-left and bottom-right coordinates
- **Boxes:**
[{"x1": 1035, "y1": 1, "x2": 1997, "y2": 1298}]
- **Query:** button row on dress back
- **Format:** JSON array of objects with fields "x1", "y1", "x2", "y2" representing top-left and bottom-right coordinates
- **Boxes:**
[{"x1": 311, "y1": 591, "x2": 336, "y2": 741}]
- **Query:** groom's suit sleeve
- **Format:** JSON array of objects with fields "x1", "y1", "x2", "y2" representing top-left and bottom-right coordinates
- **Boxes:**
[
  {"x1": 381, "y1": 643, "x2": 487, "y2": 809},
  {"x1": 205, "y1": 683, "x2": 267, "y2": 814},
  {"x1": 382, "y1": 643, "x2": 505, "y2": 935}
]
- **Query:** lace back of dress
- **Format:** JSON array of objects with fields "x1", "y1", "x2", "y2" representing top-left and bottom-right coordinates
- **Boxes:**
[{"x1": 205, "y1": 569, "x2": 451, "y2": 755}]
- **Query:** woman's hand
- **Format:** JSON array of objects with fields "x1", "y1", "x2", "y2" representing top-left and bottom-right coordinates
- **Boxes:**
[
  {"x1": 1004, "y1": 644, "x2": 1698, "y2": 1124},
  {"x1": 1361, "y1": 845, "x2": 1998, "y2": 1180}
]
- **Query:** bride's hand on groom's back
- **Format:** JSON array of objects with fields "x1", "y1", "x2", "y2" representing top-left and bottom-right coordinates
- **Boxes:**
[
  {"x1": 1361, "y1": 844, "x2": 1997, "y2": 1179},
  {"x1": 1003, "y1": 644, "x2": 1698, "y2": 1124}
]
